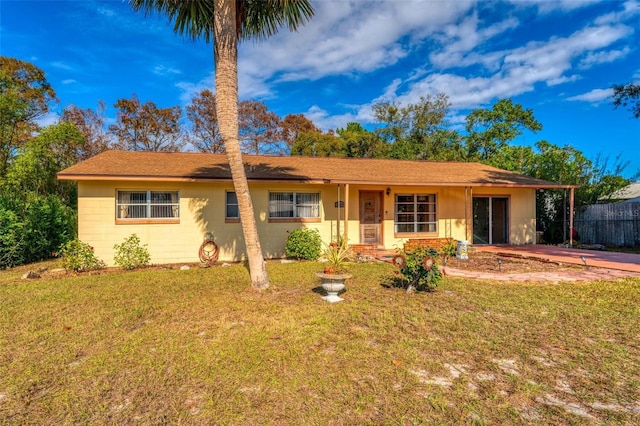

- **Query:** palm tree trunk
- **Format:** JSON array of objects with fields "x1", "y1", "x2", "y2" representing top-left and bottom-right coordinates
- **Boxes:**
[{"x1": 214, "y1": 0, "x2": 269, "y2": 289}]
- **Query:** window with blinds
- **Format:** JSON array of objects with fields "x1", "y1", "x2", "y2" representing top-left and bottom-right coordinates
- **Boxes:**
[
  {"x1": 116, "y1": 191, "x2": 179, "y2": 220},
  {"x1": 269, "y1": 192, "x2": 320, "y2": 218},
  {"x1": 394, "y1": 194, "x2": 437, "y2": 233},
  {"x1": 225, "y1": 192, "x2": 239, "y2": 219}
]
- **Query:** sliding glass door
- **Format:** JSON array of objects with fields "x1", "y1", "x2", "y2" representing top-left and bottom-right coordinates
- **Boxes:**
[{"x1": 472, "y1": 197, "x2": 509, "y2": 245}]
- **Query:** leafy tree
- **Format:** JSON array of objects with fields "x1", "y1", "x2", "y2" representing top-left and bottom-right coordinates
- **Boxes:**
[
  {"x1": 373, "y1": 94, "x2": 462, "y2": 160},
  {"x1": 61, "y1": 101, "x2": 112, "y2": 160},
  {"x1": 239, "y1": 99, "x2": 283, "y2": 154},
  {"x1": 290, "y1": 131, "x2": 345, "y2": 157},
  {"x1": 337, "y1": 122, "x2": 389, "y2": 158},
  {"x1": 486, "y1": 145, "x2": 537, "y2": 175},
  {"x1": 109, "y1": 94, "x2": 185, "y2": 152},
  {"x1": 280, "y1": 113, "x2": 320, "y2": 151},
  {"x1": 372, "y1": 101, "x2": 405, "y2": 145},
  {"x1": 131, "y1": 0, "x2": 314, "y2": 290},
  {"x1": 185, "y1": 89, "x2": 224, "y2": 153},
  {"x1": 5, "y1": 122, "x2": 84, "y2": 206},
  {"x1": 464, "y1": 99, "x2": 542, "y2": 162},
  {"x1": 0, "y1": 119, "x2": 83, "y2": 268},
  {"x1": 612, "y1": 82, "x2": 640, "y2": 119},
  {"x1": 0, "y1": 56, "x2": 58, "y2": 176}
]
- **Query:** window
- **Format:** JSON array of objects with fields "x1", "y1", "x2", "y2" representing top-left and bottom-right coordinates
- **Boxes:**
[
  {"x1": 117, "y1": 191, "x2": 179, "y2": 220},
  {"x1": 395, "y1": 194, "x2": 437, "y2": 233},
  {"x1": 269, "y1": 192, "x2": 320, "y2": 219},
  {"x1": 226, "y1": 192, "x2": 239, "y2": 219}
]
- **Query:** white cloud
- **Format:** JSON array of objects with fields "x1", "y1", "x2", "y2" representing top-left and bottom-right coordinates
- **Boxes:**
[
  {"x1": 303, "y1": 102, "x2": 375, "y2": 132},
  {"x1": 547, "y1": 75, "x2": 581, "y2": 86},
  {"x1": 152, "y1": 65, "x2": 182, "y2": 76},
  {"x1": 303, "y1": 105, "x2": 356, "y2": 131},
  {"x1": 594, "y1": 0, "x2": 640, "y2": 24},
  {"x1": 61, "y1": 79, "x2": 77, "y2": 85},
  {"x1": 566, "y1": 88, "x2": 613, "y2": 102},
  {"x1": 579, "y1": 47, "x2": 631, "y2": 68},
  {"x1": 50, "y1": 61, "x2": 74, "y2": 71},
  {"x1": 370, "y1": 23, "x2": 631, "y2": 111},
  {"x1": 237, "y1": 1, "x2": 474, "y2": 89},
  {"x1": 176, "y1": 78, "x2": 214, "y2": 106},
  {"x1": 508, "y1": 0, "x2": 601, "y2": 14},
  {"x1": 175, "y1": 0, "x2": 636, "y2": 128},
  {"x1": 429, "y1": 14, "x2": 519, "y2": 68}
]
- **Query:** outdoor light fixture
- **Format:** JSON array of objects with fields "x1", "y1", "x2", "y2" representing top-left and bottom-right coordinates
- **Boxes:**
[
  {"x1": 581, "y1": 256, "x2": 588, "y2": 270},
  {"x1": 386, "y1": 187, "x2": 391, "y2": 196},
  {"x1": 498, "y1": 258, "x2": 503, "y2": 271}
]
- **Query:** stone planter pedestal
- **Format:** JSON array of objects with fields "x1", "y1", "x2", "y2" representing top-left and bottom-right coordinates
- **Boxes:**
[{"x1": 315, "y1": 272, "x2": 352, "y2": 303}]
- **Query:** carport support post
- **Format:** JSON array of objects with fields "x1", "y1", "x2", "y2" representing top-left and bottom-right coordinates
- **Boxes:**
[
  {"x1": 569, "y1": 186, "x2": 575, "y2": 247},
  {"x1": 336, "y1": 184, "x2": 340, "y2": 243},
  {"x1": 344, "y1": 184, "x2": 350, "y2": 244}
]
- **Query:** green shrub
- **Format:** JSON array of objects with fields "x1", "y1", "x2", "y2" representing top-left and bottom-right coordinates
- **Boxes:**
[
  {"x1": 285, "y1": 229, "x2": 322, "y2": 260},
  {"x1": 114, "y1": 234, "x2": 151, "y2": 270},
  {"x1": 439, "y1": 238, "x2": 457, "y2": 265},
  {"x1": 58, "y1": 239, "x2": 105, "y2": 272},
  {"x1": 0, "y1": 193, "x2": 76, "y2": 269},
  {"x1": 392, "y1": 246, "x2": 442, "y2": 292}
]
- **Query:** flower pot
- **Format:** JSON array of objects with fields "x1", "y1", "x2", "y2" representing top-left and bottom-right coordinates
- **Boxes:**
[{"x1": 316, "y1": 271, "x2": 352, "y2": 303}]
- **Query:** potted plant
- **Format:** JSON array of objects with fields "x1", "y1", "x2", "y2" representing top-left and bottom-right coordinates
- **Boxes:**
[
  {"x1": 321, "y1": 241, "x2": 346, "y2": 273},
  {"x1": 316, "y1": 241, "x2": 353, "y2": 302}
]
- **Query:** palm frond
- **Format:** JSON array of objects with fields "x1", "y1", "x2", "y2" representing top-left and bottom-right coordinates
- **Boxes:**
[
  {"x1": 240, "y1": 0, "x2": 314, "y2": 41},
  {"x1": 131, "y1": 0, "x2": 215, "y2": 42},
  {"x1": 130, "y1": 0, "x2": 314, "y2": 43}
]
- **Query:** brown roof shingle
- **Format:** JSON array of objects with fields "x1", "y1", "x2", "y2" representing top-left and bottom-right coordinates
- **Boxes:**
[{"x1": 57, "y1": 150, "x2": 570, "y2": 188}]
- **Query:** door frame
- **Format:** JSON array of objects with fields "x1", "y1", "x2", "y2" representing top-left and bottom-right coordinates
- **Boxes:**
[{"x1": 359, "y1": 190, "x2": 383, "y2": 246}]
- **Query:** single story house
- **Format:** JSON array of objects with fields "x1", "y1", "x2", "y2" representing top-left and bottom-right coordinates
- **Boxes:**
[{"x1": 57, "y1": 150, "x2": 574, "y2": 266}]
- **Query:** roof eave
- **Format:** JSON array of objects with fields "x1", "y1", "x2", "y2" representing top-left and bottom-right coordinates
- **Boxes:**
[{"x1": 58, "y1": 173, "x2": 576, "y2": 189}]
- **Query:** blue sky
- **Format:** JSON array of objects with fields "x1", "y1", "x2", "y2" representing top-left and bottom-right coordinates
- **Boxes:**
[{"x1": 2, "y1": 0, "x2": 639, "y2": 176}]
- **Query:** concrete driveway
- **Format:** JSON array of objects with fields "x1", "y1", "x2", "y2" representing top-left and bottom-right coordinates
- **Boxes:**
[{"x1": 477, "y1": 244, "x2": 640, "y2": 273}]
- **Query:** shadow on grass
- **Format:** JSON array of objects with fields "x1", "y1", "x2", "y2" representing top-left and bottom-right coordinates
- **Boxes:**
[
  {"x1": 379, "y1": 276, "x2": 437, "y2": 292},
  {"x1": 311, "y1": 286, "x2": 347, "y2": 297}
]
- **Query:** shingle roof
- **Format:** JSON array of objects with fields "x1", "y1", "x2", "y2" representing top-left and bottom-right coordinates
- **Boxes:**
[
  {"x1": 57, "y1": 150, "x2": 570, "y2": 188},
  {"x1": 610, "y1": 182, "x2": 640, "y2": 200}
]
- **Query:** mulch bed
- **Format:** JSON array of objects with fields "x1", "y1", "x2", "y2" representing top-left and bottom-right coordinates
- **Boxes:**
[{"x1": 445, "y1": 251, "x2": 583, "y2": 274}]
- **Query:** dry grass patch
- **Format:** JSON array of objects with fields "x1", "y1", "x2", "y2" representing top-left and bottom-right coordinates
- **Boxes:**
[{"x1": 1, "y1": 260, "x2": 639, "y2": 424}]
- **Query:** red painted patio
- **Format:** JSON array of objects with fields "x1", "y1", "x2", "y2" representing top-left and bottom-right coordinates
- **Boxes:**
[{"x1": 477, "y1": 244, "x2": 640, "y2": 273}]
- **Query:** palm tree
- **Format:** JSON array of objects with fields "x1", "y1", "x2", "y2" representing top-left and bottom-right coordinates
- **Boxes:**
[{"x1": 131, "y1": 0, "x2": 314, "y2": 290}]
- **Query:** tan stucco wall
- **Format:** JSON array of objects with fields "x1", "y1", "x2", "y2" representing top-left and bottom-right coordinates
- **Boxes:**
[
  {"x1": 78, "y1": 181, "x2": 343, "y2": 266},
  {"x1": 77, "y1": 181, "x2": 537, "y2": 266}
]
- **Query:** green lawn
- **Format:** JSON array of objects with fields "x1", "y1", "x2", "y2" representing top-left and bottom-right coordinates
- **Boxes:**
[{"x1": 1, "y1": 261, "x2": 639, "y2": 425}]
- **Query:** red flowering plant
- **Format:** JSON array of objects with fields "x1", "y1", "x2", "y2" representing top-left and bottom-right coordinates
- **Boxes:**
[
  {"x1": 391, "y1": 246, "x2": 442, "y2": 292},
  {"x1": 58, "y1": 239, "x2": 105, "y2": 272}
]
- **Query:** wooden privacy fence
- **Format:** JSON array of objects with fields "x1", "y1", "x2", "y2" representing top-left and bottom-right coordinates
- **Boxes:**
[{"x1": 574, "y1": 202, "x2": 640, "y2": 247}]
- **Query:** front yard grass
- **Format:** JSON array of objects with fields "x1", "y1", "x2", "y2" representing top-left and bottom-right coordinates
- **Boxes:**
[{"x1": 1, "y1": 261, "x2": 639, "y2": 424}]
